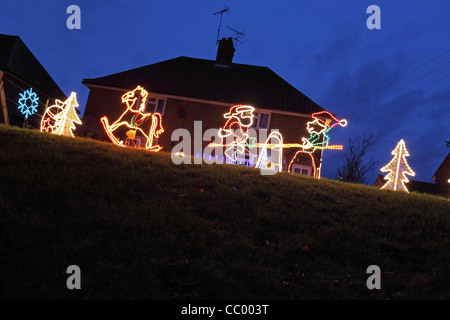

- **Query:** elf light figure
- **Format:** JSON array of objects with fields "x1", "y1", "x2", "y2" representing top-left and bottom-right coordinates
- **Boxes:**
[
  {"x1": 380, "y1": 139, "x2": 415, "y2": 192},
  {"x1": 287, "y1": 111, "x2": 347, "y2": 176},
  {"x1": 302, "y1": 111, "x2": 347, "y2": 153},
  {"x1": 41, "y1": 92, "x2": 82, "y2": 137}
]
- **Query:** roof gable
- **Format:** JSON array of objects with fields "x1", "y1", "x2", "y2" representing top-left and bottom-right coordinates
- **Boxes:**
[
  {"x1": 0, "y1": 34, "x2": 66, "y2": 100},
  {"x1": 82, "y1": 56, "x2": 325, "y2": 114},
  {"x1": 432, "y1": 152, "x2": 450, "y2": 181}
]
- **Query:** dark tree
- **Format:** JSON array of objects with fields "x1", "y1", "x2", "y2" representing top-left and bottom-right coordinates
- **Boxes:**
[
  {"x1": 446, "y1": 136, "x2": 450, "y2": 149},
  {"x1": 336, "y1": 134, "x2": 377, "y2": 184}
]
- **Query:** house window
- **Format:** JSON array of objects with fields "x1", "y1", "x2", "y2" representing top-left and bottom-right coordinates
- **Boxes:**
[
  {"x1": 291, "y1": 164, "x2": 312, "y2": 176},
  {"x1": 251, "y1": 111, "x2": 270, "y2": 129},
  {"x1": 146, "y1": 97, "x2": 166, "y2": 115}
]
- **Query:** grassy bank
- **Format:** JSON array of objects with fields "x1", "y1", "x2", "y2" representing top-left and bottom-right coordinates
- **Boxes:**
[{"x1": 0, "y1": 124, "x2": 449, "y2": 299}]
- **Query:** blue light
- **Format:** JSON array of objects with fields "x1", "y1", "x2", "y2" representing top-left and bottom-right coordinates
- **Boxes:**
[{"x1": 18, "y1": 88, "x2": 39, "y2": 119}]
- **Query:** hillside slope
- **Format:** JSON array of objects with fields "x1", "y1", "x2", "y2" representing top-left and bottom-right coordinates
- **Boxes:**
[{"x1": 0, "y1": 125, "x2": 449, "y2": 299}]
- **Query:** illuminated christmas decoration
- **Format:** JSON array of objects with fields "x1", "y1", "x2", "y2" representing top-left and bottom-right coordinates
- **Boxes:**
[
  {"x1": 288, "y1": 152, "x2": 319, "y2": 178},
  {"x1": 287, "y1": 111, "x2": 347, "y2": 174},
  {"x1": 380, "y1": 139, "x2": 415, "y2": 192},
  {"x1": 40, "y1": 92, "x2": 82, "y2": 137},
  {"x1": 18, "y1": 88, "x2": 39, "y2": 119},
  {"x1": 303, "y1": 111, "x2": 347, "y2": 152},
  {"x1": 255, "y1": 131, "x2": 283, "y2": 172},
  {"x1": 217, "y1": 105, "x2": 255, "y2": 162},
  {"x1": 100, "y1": 86, "x2": 164, "y2": 152},
  {"x1": 209, "y1": 106, "x2": 347, "y2": 176}
]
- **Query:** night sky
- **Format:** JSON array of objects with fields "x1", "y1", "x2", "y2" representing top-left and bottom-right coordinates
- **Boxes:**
[{"x1": 1, "y1": 0, "x2": 449, "y2": 183}]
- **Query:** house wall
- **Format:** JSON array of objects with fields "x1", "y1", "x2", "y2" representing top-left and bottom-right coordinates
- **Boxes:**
[
  {"x1": 434, "y1": 154, "x2": 450, "y2": 186},
  {"x1": 78, "y1": 87, "x2": 124, "y2": 140},
  {"x1": 80, "y1": 86, "x2": 326, "y2": 174},
  {"x1": 269, "y1": 112, "x2": 323, "y2": 173}
]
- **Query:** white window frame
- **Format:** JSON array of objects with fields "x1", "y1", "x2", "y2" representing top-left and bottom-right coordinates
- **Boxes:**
[
  {"x1": 146, "y1": 97, "x2": 166, "y2": 115},
  {"x1": 291, "y1": 164, "x2": 312, "y2": 176},
  {"x1": 251, "y1": 111, "x2": 271, "y2": 130}
]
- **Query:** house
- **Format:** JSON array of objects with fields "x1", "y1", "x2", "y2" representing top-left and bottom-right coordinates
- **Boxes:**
[
  {"x1": 81, "y1": 38, "x2": 346, "y2": 176},
  {"x1": 0, "y1": 34, "x2": 67, "y2": 129},
  {"x1": 432, "y1": 153, "x2": 450, "y2": 186}
]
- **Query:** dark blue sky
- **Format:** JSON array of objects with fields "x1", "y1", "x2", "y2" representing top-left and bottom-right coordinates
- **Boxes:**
[{"x1": 1, "y1": 0, "x2": 449, "y2": 183}]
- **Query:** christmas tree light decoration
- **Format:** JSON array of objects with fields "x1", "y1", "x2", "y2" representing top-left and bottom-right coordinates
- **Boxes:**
[
  {"x1": 380, "y1": 139, "x2": 415, "y2": 192},
  {"x1": 100, "y1": 86, "x2": 164, "y2": 152},
  {"x1": 18, "y1": 88, "x2": 39, "y2": 119},
  {"x1": 40, "y1": 92, "x2": 82, "y2": 137}
]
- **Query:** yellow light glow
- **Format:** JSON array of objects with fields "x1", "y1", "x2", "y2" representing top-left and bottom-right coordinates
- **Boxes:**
[
  {"x1": 100, "y1": 86, "x2": 164, "y2": 152},
  {"x1": 217, "y1": 105, "x2": 255, "y2": 162},
  {"x1": 208, "y1": 107, "x2": 346, "y2": 176},
  {"x1": 380, "y1": 139, "x2": 415, "y2": 192},
  {"x1": 286, "y1": 111, "x2": 347, "y2": 176},
  {"x1": 40, "y1": 92, "x2": 82, "y2": 137}
]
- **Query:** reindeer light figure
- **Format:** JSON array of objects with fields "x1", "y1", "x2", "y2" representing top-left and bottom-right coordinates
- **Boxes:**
[{"x1": 100, "y1": 86, "x2": 164, "y2": 152}]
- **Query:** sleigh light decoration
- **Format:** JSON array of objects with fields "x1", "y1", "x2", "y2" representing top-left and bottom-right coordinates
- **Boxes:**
[{"x1": 100, "y1": 86, "x2": 164, "y2": 152}]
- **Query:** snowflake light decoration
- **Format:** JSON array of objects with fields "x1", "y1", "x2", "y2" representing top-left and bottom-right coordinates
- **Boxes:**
[{"x1": 18, "y1": 88, "x2": 39, "y2": 119}]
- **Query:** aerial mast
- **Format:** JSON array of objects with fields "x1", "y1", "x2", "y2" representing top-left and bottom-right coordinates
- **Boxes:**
[{"x1": 213, "y1": 6, "x2": 230, "y2": 44}]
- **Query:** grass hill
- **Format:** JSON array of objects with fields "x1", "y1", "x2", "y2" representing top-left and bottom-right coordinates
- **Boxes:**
[{"x1": 0, "y1": 124, "x2": 449, "y2": 299}]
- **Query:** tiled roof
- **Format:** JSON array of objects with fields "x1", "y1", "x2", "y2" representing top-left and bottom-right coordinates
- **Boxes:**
[
  {"x1": 82, "y1": 56, "x2": 325, "y2": 114},
  {"x1": 0, "y1": 34, "x2": 66, "y2": 100}
]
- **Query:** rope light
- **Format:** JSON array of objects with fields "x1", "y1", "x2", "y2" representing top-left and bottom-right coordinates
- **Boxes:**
[{"x1": 100, "y1": 86, "x2": 164, "y2": 152}]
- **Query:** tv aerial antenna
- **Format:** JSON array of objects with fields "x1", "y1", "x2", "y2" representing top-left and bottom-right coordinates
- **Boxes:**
[
  {"x1": 226, "y1": 26, "x2": 248, "y2": 47},
  {"x1": 213, "y1": 5, "x2": 230, "y2": 44}
]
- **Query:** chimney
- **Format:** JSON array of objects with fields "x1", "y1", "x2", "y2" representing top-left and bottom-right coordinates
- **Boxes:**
[{"x1": 215, "y1": 37, "x2": 235, "y2": 67}]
